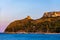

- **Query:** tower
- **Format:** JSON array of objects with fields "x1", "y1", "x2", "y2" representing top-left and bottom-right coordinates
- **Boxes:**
[{"x1": 26, "y1": 16, "x2": 32, "y2": 19}]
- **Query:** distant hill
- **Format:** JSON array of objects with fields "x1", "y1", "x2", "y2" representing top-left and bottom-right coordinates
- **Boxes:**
[{"x1": 5, "y1": 12, "x2": 60, "y2": 33}]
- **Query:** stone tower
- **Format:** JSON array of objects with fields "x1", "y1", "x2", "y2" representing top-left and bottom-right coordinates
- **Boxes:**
[{"x1": 26, "y1": 16, "x2": 32, "y2": 19}]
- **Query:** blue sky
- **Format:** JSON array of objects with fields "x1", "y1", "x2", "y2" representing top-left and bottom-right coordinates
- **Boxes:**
[{"x1": 0, "y1": 0, "x2": 60, "y2": 32}]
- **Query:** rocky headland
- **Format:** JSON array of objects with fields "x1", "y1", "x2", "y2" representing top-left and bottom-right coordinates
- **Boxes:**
[{"x1": 5, "y1": 11, "x2": 60, "y2": 33}]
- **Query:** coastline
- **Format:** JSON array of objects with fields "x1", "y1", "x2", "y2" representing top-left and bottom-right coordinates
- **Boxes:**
[{"x1": 2, "y1": 32, "x2": 60, "y2": 34}]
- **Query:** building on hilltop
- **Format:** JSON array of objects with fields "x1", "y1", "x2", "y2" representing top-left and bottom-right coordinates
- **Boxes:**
[
  {"x1": 25, "y1": 16, "x2": 32, "y2": 19},
  {"x1": 43, "y1": 11, "x2": 60, "y2": 17}
]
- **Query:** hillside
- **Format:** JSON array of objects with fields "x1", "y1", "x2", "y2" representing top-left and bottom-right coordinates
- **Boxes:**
[{"x1": 5, "y1": 12, "x2": 60, "y2": 33}]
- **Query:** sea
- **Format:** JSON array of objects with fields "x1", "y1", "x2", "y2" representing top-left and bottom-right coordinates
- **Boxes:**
[{"x1": 0, "y1": 33, "x2": 60, "y2": 40}]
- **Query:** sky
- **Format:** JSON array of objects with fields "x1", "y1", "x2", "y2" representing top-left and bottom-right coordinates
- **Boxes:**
[{"x1": 0, "y1": 0, "x2": 60, "y2": 32}]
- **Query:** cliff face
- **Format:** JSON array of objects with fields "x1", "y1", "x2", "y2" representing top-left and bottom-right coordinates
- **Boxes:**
[{"x1": 5, "y1": 12, "x2": 60, "y2": 33}]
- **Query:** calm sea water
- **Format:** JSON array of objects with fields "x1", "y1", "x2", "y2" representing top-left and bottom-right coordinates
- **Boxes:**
[{"x1": 0, "y1": 33, "x2": 60, "y2": 40}]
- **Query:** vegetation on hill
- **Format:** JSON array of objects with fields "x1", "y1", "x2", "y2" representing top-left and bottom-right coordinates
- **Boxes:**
[{"x1": 4, "y1": 16, "x2": 60, "y2": 33}]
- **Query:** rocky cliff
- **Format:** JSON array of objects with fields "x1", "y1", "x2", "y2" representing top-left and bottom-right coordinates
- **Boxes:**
[{"x1": 5, "y1": 12, "x2": 60, "y2": 33}]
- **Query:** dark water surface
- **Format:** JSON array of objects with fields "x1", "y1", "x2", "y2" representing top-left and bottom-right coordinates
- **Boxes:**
[{"x1": 0, "y1": 33, "x2": 60, "y2": 40}]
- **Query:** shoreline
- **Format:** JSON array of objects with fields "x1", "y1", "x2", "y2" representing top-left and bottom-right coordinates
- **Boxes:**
[{"x1": 0, "y1": 32, "x2": 60, "y2": 34}]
